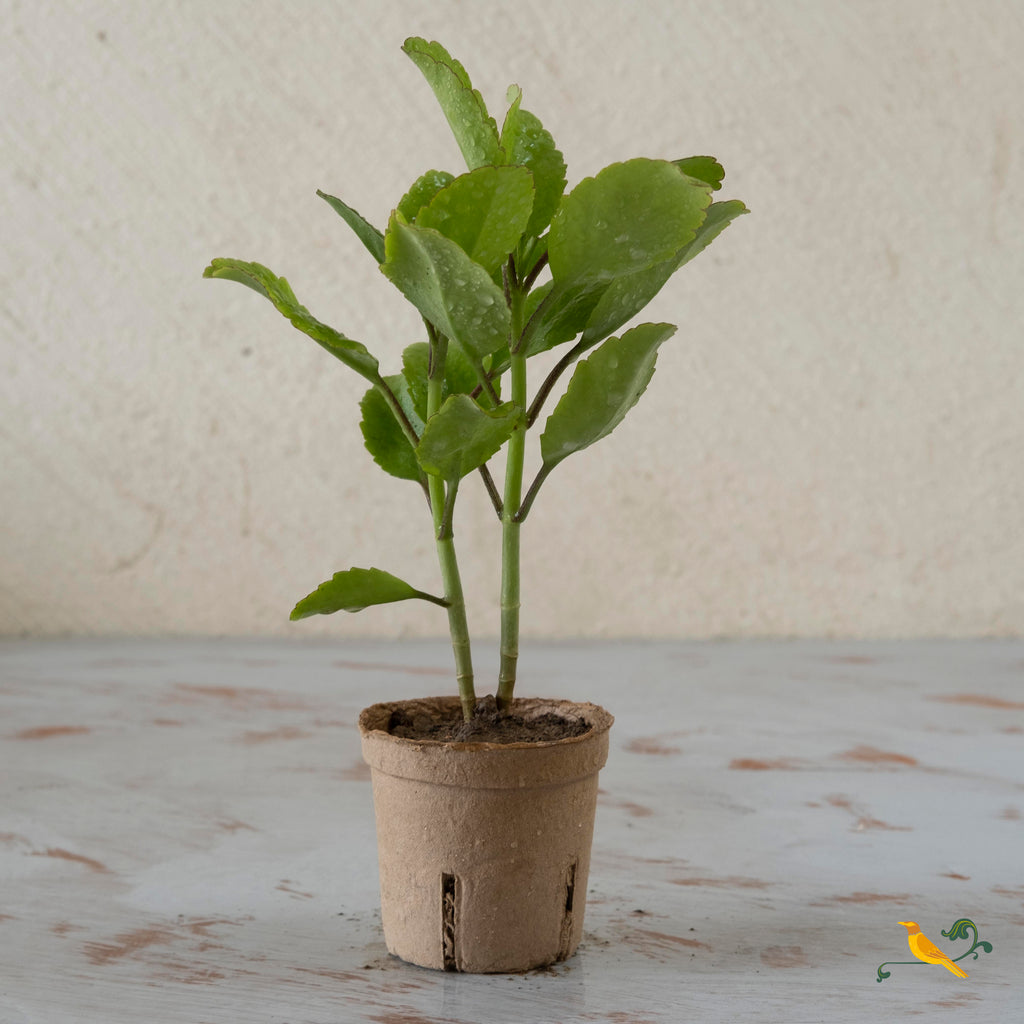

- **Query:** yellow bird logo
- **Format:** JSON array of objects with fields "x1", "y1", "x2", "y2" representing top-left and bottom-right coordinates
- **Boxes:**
[{"x1": 898, "y1": 921, "x2": 969, "y2": 977}]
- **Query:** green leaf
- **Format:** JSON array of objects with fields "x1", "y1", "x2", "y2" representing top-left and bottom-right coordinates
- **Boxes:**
[
  {"x1": 316, "y1": 190, "x2": 385, "y2": 263},
  {"x1": 401, "y1": 342, "x2": 480, "y2": 421},
  {"x1": 673, "y1": 156, "x2": 725, "y2": 191},
  {"x1": 203, "y1": 258, "x2": 380, "y2": 382},
  {"x1": 481, "y1": 346, "x2": 510, "y2": 386},
  {"x1": 548, "y1": 158, "x2": 712, "y2": 285},
  {"x1": 401, "y1": 342, "x2": 433, "y2": 419},
  {"x1": 540, "y1": 322, "x2": 676, "y2": 469},
  {"x1": 523, "y1": 277, "x2": 605, "y2": 357},
  {"x1": 581, "y1": 199, "x2": 749, "y2": 347},
  {"x1": 528, "y1": 197, "x2": 748, "y2": 357},
  {"x1": 580, "y1": 268, "x2": 668, "y2": 350},
  {"x1": 397, "y1": 169, "x2": 455, "y2": 222},
  {"x1": 517, "y1": 233, "x2": 548, "y2": 282},
  {"x1": 381, "y1": 215, "x2": 510, "y2": 361},
  {"x1": 500, "y1": 87, "x2": 567, "y2": 237},
  {"x1": 415, "y1": 165, "x2": 535, "y2": 276},
  {"x1": 673, "y1": 198, "x2": 749, "y2": 267},
  {"x1": 416, "y1": 395, "x2": 520, "y2": 481},
  {"x1": 522, "y1": 279, "x2": 554, "y2": 332},
  {"x1": 359, "y1": 376, "x2": 424, "y2": 482},
  {"x1": 520, "y1": 159, "x2": 712, "y2": 358},
  {"x1": 290, "y1": 567, "x2": 447, "y2": 619},
  {"x1": 402, "y1": 37, "x2": 503, "y2": 170}
]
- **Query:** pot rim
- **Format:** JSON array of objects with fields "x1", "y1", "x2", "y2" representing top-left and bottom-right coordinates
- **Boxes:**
[
  {"x1": 358, "y1": 695, "x2": 614, "y2": 753},
  {"x1": 360, "y1": 696, "x2": 614, "y2": 787}
]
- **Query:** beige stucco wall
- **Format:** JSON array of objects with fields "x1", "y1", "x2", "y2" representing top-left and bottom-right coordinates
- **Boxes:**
[{"x1": 2, "y1": 0, "x2": 1022, "y2": 639}]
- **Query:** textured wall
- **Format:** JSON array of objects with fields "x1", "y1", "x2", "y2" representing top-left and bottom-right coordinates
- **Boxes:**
[{"x1": 2, "y1": 0, "x2": 1022, "y2": 639}]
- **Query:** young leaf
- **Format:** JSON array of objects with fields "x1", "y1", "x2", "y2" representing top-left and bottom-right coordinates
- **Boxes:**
[
  {"x1": 500, "y1": 87, "x2": 567, "y2": 238},
  {"x1": 540, "y1": 322, "x2": 676, "y2": 470},
  {"x1": 401, "y1": 341, "x2": 480, "y2": 420},
  {"x1": 548, "y1": 158, "x2": 712, "y2": 285},
  {"x1": 316, "y1": 190, "x2": 385, "y2": 263},
  {"x1": 360, "y1": 376, "x2": 424, "y2": 482},
  {"x1": 581, "y1": 199, "x2": 749, "y2": 347},
  {"x1": 673, "y1": 156, "x2": 725, "y2": 191},
  {"x1": 402, "y1": 37, "x2": 503, "y2": 170},
  {"x1": 203, "y1": 258, "x2": 380, "y2": 382},
  {"x1": 416, "y1": 395, "x2": 520, "y2": 482},
  {"x1": 415, "y1": 165, "x2": 535, "y2": 276},
  {"x1": 290, "y1": 567, "x2": 447, "y2": 619},
  {"x1": 381, "y1": 216, "x2": 510, "y2": 361},
  {"x1": 397, "y1": 169, "x2": 456, "y2": 222}
]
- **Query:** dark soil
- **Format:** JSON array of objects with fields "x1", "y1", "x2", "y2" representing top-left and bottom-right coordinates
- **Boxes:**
[{"x1": 387, "y1": 695, "x2": 590, "y2": 744}]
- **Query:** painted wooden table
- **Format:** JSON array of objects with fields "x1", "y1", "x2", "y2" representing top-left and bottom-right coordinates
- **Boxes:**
[{"x1": 1, "y1": 639, "x2": 1021, "y2": 1022}]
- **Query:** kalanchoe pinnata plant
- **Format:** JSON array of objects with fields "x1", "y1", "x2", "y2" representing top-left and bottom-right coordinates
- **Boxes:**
[{"x1": 204, "y1": 38, "x2": 747, "y2": 721}]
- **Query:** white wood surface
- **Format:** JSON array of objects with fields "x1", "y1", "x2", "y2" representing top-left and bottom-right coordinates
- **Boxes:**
[{"x1": 1, "y1": 639, "x2": 1021, "y2": 1022}]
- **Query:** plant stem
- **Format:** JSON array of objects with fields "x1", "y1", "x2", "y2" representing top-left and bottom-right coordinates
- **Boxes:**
[
  {"x1": 526, "y1": 338, "x2": 586, "y2": 427},
  {"x1": 375, "y1": 375, "x2": 419, "y2": 448},
  {"x1": 497, "y1": 273, "x2": 527, "y2": 710},
  {"x1": 477, "y1": 366, "x2": 502, "y2": 408},
  {"x1": 430, "y1": 475, "x2": 475, "y2": 720},
  {"x1": 514, "y1": 462, "x2": 553, "y2": 523},
  {"x1": 427, "y1": 331, "x2": 475, "y2": 721},
  {"x1": 521, "y1": 249, "x2": 549, "y2": 293},
  {"x1": 478, "y1": 463, "x2": 504, "y2": 518}
]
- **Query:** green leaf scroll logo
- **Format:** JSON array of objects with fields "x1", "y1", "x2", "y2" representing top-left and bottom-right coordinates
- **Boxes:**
[{"x1": 876, "y1": 919, "x2": 993, "y2": 982}]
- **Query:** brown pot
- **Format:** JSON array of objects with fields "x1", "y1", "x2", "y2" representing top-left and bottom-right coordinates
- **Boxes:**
[{"x1": 359, "y1": 696, "x2": 613, "y2": 973}]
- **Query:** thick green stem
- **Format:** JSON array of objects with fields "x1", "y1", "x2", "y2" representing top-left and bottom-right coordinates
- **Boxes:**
[
  {"x1": 430, "y1": 475, "x2": 475, "y2": 721},
  {"x1": 427, "y1": 332, "x2": 475, "y2": 721},
  {"x1": 497, "y1": 276, "x2": 527, "y2": 710}
]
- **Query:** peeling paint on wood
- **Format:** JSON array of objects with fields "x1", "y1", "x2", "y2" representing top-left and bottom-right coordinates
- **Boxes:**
[
  {"x1": 836, "y1": 745, "x2": 919, "y2": 766},
  {"x1": 14, "y1": 725, "x2": 91, "y2": 739},
  {"x1": 729, "y1": 757, "x2": 803, "y2": 770},
  {"x1": 32, "y1": 848, "x2": 109, "y2": 873},
  {"x1": 930, "y1": 694, "x2": 1024, "y2": 710},
  {"x1": 760, "y1": 945, "x2": 808, "y2": 967}
]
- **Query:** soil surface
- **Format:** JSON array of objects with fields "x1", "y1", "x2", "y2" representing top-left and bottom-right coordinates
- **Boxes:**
[{"x1": 387, "y1": 695, "x2": 590, "y2": 744}]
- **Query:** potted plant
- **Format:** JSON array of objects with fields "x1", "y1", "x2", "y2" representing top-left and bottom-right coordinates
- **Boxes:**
[{"x1": 204, "y1": 37, "x2": 746, "y2": 973}]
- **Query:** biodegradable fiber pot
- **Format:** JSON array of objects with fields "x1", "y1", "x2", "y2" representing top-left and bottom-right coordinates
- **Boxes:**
[{"x1": 359, "y1": 696, "x2": 614, "y2": 973}]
